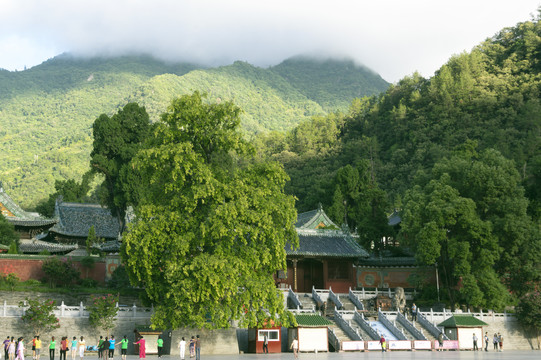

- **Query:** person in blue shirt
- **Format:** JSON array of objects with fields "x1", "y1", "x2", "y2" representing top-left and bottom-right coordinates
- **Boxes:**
[{"x1": 108, "y1": 336, "x2": 115, "y2": 360}]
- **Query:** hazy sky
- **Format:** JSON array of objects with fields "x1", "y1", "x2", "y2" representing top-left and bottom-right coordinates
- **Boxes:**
[{"x1": 1, "y1": 0, "x2": 539, "y2": 82}]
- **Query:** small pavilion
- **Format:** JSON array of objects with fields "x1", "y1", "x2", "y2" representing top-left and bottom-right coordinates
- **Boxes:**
[{"x1": 278, "y1": 205, "x2": 369, "y2": 293}]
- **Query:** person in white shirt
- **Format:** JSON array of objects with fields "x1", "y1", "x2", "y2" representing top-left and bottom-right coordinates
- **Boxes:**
[{"x1": 178, "y1": 338, "x2": 185, "y2": 360}]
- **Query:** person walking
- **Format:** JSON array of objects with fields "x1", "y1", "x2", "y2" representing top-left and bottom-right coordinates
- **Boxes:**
[
  {"x1": 493, "y1": 333, "x2": 498, "y2": 351},
  {"x1": 262, "y1": 334, "x2": 268, "y2": 354},
  {"x1": 99, "y1": 339, "x2": 109, "y2": 360},
  {"x1": 178, "y1": 338, "x2": 185, "y2": 360},
  {"x1": 4, "y1": 337, "x2": 11, "y2": 360},
  {"x1": 437, "y1": 332, "x2": 444, "y2": 351},
  {"x1": 70, "y1": 337, "x2": 77, "y2": 360},
  {"x1": 9, "y1": 338, "x2": 16, "y2": 360},
  {"x1": 156, "y1": 336, "x2": 163, "y2": 359},
  {"x1": 290, "y1": 336, "x2": 298, "y2": 359},
  {"x1": 119, "y1": 337, "x2": 128, "y2": 360},
  {"x1": 34, "y1": 337, "x2": 41, "y2": 360},
  {"x1": 498, "y1": 333, "x2": 503, "y2": 352},
  {"x1": 96, "y1": 337, "x2": 103, "y2": 360},
  {"x1": 133, "y1": 336, "x2": 145, "y2": 360},
  {"x1": 379, "y1": 335, "x2": 386, "y2": 352},
  {"x1": 411, "y1": 303, "x2": 417, "y2": 321},
  {"x1": 107, "y1": 336, "x2": 115, "y2": 360},
  {"x1": 59, "y1": 337, "x2": 67, "y2": 360},
  {"x1": 78, "y1": 337, "x2": 85, "y2": 360},
  {"x1": 484, "y1": 332, "x2": 489, "y2": 351},
  {"x1": 16, "y1": 337, "x2": 24, "y2": 360},
  {"x1": 188, "y1": 337, "x2": 194, "y2": 359},
  {"x1": 31, "y1": 336, "x2": 36, "y2": 360},
  {"x1": 472, "y1": 333, "x2": 478, "y2": 351},
  {"x1": 194, "y1": 336, "x2": 200, "y2": 360},
  {"x1": 48, "y1": 337, "x2": 56, "y2": 360}
]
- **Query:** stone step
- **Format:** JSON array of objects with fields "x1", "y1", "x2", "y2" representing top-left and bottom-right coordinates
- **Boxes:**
[
  {"x1": 412, "y1": 321, "x2": 436, "y2": 341},
  {"x1": 338, "y1": 294, "x2": 358, "y2": 311}
]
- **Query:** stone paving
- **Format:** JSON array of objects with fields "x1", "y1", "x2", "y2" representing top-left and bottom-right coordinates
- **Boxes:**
[{"x1": 106, "y1": 350, "x2": 539, "y2": 360}]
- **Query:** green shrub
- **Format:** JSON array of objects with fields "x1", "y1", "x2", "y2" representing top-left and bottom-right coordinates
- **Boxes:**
[
  {"x1": 107, "y1": 265, "x2": 131, "y2": 289},
  {"x1": 38, "y1": 250, "x2": 51, "y2": 256},
  {"x1": 79, "y1": 278, "x2": 98, "y2": 288},
  {"x1": 41, "y1": 257, "x2": 80, "y2": 288}
]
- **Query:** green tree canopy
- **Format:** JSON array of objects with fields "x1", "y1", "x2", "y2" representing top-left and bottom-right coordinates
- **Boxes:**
[
  {"x1": 90, "y1": 102, "x2": 152, "y2": 230},
  {"x1": 327, "y1": 162, "x2": 389, "y2": 251},
  {"x1": 0, "y1": 214, "x2": 18, "y2": 248},
  {"x1": 400, "y1": 145, "x2": 539, "y2": 309},
  {"x1": 122, "y1": 92, "x2": 298, "y2": 330}
]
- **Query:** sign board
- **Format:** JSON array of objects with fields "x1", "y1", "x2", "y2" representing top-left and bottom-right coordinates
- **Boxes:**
[
  {"x1": 366, "y1": 341, "x2": 382, "y2": 351},
  {"x1": 434, "y1": 340, "x2": 459, "y2": 350},
  {"x1": 298, "y1": 328, "x2": 328, "y2": 352},
  {"x1": 342, "y1": 341, "x2": 364, "y2": 351},
  {"x1": 413, "y1": 340, "x2": 432, "y2": 350},
  {"x1": 388, "y1": 340, "x2": 411, "y2": 350}
]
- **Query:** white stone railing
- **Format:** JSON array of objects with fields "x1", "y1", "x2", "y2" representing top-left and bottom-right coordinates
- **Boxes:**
[
  {"x1": 419, "y1": 308, "x2": 515, "y2": 323},
  {"x1": 352, "y1": 287, "x2": 415, "y2": 300},
  {"x1": 2, "y1": 301, "x2": 153, "y2": 319}
]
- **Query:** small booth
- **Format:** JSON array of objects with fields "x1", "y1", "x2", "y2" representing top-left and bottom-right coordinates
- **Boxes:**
[
  {"x1": 289, "y1": 314, "x2": 332, "y2": 353},
  {"x1": 438, "y1": 315, "x2": 488, "y2": 350},
  {"x1": 248, "y1": 320, "x2": 282, "y2": 353},
  {"x1": 134, "y1": 327, "x2": 164, "y2": 355}
]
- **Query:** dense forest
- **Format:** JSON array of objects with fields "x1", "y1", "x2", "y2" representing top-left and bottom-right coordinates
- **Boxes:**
[
  {"x1": 252, "y1": 17, "x2": 541, "y2": 308},
  {"x1": 0, "y1": 55, "x2": 387, "y2": 208}
]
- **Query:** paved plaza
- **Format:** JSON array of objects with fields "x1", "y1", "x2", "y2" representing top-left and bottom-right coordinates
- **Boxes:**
[{"x1": 107, "y1": 351, "x2": 539, "y2": 360}]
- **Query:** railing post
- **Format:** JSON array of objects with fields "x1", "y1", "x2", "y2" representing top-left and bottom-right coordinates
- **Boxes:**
[
  {"x1": 388, "y1": 288, "x2": 391, "y2": 297},
  {"x1": 133, "y1": 304, "x2": 137, "y2": 318},
  {"x1": 480, "y1": 309, "x2": 483, "y2": 320},
  {"x1": 79, "y1": 302, "x2": 84, "y2": 317},
  {"x1": 430, "y1": 308, "x2": 434, "y2": 322},
  {"x1": 61, "y1": 301, "x2": 65, "y2": 317},
  {"x1": 362, "y1": 287, "x2": 365, "y2": 298}
]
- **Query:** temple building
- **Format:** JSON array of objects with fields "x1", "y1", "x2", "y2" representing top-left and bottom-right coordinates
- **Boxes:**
[
  {"x1": 0, "y1": 185, "x2": 56, "y2": 240},
  {"x1": 46, "y1": 197, "x2": 121, "y2": 247},
  {"x1": 277, "y1": 205, "x2": 369, "y2": 293}
]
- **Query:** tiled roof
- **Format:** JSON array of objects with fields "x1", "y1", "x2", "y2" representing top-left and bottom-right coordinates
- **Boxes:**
[
  {"x1": 296, "y1": 205, "x2": 339, "y2": 229},
  {"x1": 287, "y1": 228, "x2": 369, "y2": 258},
  {"x1": 0, "y1": 187, "x2": 56, "y2": 226},
  {"x1": 294, "y1": 314, "x2": 333, "y2": 327},
  {"x1": 388, "y1": 210, "x2": 401, "y2": 226},
  {"x1": 438, "y1": 315, "x2": 489, "y2": 327},
  {"x1": 49, "y1": 200, "x2": 120, "y2": 239},
  {"x1": 19, "y1": 239, "x2": 78, "y2": 254},
  {"x1": 99, "y1": 240, "x2": 121, "y2": 252}
]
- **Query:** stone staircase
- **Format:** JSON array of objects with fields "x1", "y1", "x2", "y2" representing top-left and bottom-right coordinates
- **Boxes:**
[
  {"x1": 384, "y1": 313, "x2": 418, "y2": 340},
  {"x1": 412, "y1": 321, "x2": 436, "y2": 341},
  {"x1": 292, "y1": 292, "x2": 317, "y2": 310},
  {"x1": 338, "y1": 294, "x2": 358, "y2": 311},
  {"x1": 342, "y1": 312, "x2": 376, "y2": 340}
]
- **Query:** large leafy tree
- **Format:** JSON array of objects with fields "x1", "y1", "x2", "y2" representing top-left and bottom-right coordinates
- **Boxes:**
[
  {"x1": 327, "y1": 162, "x2": 389, "y2": 251},
  {"x1": 400, "y1": 144, "x2": 538, "y2": 309},
  {"x1": 0, "y1": 214, "x2": 18, "y2": 248},
  {"x1": 90, "y1": 102, "x2": 151, "y2": 230},
  {"x1": 122, "y1": 92, "x2": 298, "y2": 329}
]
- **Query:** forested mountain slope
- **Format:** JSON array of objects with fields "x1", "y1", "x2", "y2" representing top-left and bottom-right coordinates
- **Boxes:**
[
  {"x1": 258, "y1": 18, "x2": 540, "y2": 222},
  {"x1": 0, "y1": 54, "x2": 388, "y2": 208}
]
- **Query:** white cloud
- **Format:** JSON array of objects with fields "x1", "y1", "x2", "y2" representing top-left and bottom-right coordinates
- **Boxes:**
[{"x1": 0, "y1": 0, "x2": 539, "y2": 81}]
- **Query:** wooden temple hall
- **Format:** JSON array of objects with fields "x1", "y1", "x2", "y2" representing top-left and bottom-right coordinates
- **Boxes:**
[
  {"x1": 0, "y1": 185, "x2": 56, "y2": 240},
  {"x1": 276, "y1": 205, "x2": 369, "y2": 293}
]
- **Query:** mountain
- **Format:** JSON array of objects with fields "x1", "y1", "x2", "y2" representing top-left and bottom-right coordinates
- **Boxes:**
[{"x1": 0, "y1": 54, "x2": 389, "y2": 208}]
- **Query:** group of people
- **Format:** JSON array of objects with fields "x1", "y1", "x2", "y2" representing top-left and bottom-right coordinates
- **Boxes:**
[
  {"x1": 0, "y1": 335, "x2": 146, "y2": 360},
  {"x1": 177, "y1": 335, "x2": 200, "y2": 360},
  {"x1": 476, "y1": 332, "x2": 504, "y2": 352},
  {"x1": 2, "y1": 336, "x2": 87, "y2": 360}
]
